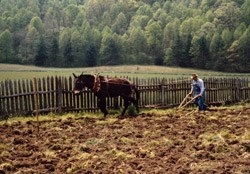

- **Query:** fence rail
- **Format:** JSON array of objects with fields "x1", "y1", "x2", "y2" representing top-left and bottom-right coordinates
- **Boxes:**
[{"x1": 0, "y1": 76, "x2": 249, "y2": 118}]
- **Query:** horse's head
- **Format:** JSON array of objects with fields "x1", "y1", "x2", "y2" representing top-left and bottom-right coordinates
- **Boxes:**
[{"x1": 73, "y1": 73, "x2": 95, "y2": 95}]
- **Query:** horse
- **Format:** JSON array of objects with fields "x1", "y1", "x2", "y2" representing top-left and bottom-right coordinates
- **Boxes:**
[{"x1": 73, "y1": 73, "x2": 140, "y2": 117}]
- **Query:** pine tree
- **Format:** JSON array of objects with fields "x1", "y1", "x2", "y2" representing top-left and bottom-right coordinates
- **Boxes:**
[
  {"x1": 49, "y1": 35, "x2": 60, "y2": 67},
  {"x1": 63, "y1": 41, "x2": 73, "y2": 67},
  {"x1": 190, "y1": 35, "x2": 210, "y2": 69},
  {"x1": 86, "y1": 44, "x2": 98, "y2": 67},
  {"x1": 35, "y1": 38, "x2": 48, "y2": 66}
]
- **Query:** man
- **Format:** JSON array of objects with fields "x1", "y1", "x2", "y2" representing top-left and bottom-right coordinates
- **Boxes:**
[{"x1": 189, "y1": 73, "x2": 206, "y2": 110}]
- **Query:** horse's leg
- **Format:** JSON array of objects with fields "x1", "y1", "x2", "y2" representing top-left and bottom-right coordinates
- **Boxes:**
[
  {"x1": 135, "y1": 98, "x2": 139, "y2": 112},
  {"x1": 99, "y1": 97, "x2": 108, "y2": 118},
  {"x1": 121, "y1": 98, "x2": 130, "y2": 116}
]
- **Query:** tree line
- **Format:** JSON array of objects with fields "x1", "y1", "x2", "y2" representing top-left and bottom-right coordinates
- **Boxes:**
[{"x1": 0, "y1": 0, "x2": 249, "y2": 72}]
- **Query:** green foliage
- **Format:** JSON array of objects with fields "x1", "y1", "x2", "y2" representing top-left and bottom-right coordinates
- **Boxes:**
[
  {"x1": 100, "y1": 31, "x2": 121, "y2": 65},
  {"x1": 112, "y1": 12, "x2": 128, "y2": 35},
  {"x1": 242, "y1": 0, "x2": 250, "y2": 25},
  {"x1": 237, "y1": 26, "x2": 250, "y2": 72},
  {"x1": 221, "y1": 28, "x2": 233, "y2": 48},
  {"x1": 190, "y1": 35, "x2": 210, "y2": 69},
  {"x1": 0, "y1": 29, "x2": 13, "y2": 63},
  {"x1": 0, "y1": 0, "x2": 249, "y2": 72},
  {"x1": 29, "y1": 16, "x2": 44, "y2": 34},
  {"x1": 35, "y1": 37, "x2": 48, "y2": 66},
  {"x1": 48, "y1": 34, "x2": 60, "y2": 67},
  {"x1": 127, "y1": 105, "x2": 138, "y2": 117},
  {"x1": 86, "y1": 44, "x2": 98, "y2": 67},
  {"x1": 234, "y1": 23, "x2": 247, "y2": 40},
  {"x1": 145, "y1": 20, "x2": 164, "y2": 64}
]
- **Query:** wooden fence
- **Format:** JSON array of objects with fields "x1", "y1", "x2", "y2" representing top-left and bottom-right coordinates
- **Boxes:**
[{"x1": 0, "y1": 76, "x2": 249, "y2": 118}]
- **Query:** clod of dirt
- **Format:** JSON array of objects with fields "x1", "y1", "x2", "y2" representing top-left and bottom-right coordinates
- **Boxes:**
[
  {"x1": 0, "y1": 163, "x2": 14, "y2": 173},
  {"x1": 49, "y1": 144, "x2": 62, "y2": 151},
  {"x1": 12, "y1": 129, "x2": 22, "y2": 135},
  {"x1": 25, "y1": 129, "x2": 33, "y2": 135},
  {"x1": 11, "y1": 121, "x2": 21, "y2": 126},
  {"x1": 45, "y1": 164, "x2": 55, "y2": 172},
  {"x1": 26, "y1": 120, "x2": 32, "y2": 125},
  {"x1": 14, "y1": 161, "x2": 35, "y2": 168},
  {"x1": 18, "y1": 151, "x2": 33, "y2": 157},
  {"x1": 12, "y1": 137, "x2": 26, "y2": 145},
  {"x1": 80, "y1": 145, "x2": 91, "y2": 153},
  {"x1": 241, "y1": 140, "x2": 250, "y2": 152}
]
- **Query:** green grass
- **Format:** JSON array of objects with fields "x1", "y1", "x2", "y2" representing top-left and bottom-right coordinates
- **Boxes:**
[
  {"x1": 2, "y1": 103, "x2": 249, "y2": 125},
  {"x1": 0, "y1": 63, "x2": 249, "y2": 82}
]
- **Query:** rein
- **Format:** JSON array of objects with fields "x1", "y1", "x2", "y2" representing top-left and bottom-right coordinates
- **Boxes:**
[
  {"x1": 100, "y1": 81, "x2": 135, "y2": 88},
  {"x1": 93, "y1": 78, "x2": 191, "y2": 88}
]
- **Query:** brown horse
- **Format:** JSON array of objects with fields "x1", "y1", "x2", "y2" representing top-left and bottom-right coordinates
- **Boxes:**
[{"x1": 73, "y1": 73, "x2": 140, "y2": 117}]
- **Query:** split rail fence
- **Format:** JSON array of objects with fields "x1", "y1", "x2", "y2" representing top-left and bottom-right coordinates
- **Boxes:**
[{"x1": 0, "y1": 76, "x2": 249, "y2": 118}]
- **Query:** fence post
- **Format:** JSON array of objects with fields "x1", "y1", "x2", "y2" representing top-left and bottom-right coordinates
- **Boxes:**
[
  {"x1": 0, "y1": 82, "x2": 3, "y2": 117},
  {"x1": 161, "y1": 84, "x2": 165, "y2": 106},
  {"x1": 56, "y1": 77, "x2": 63, "y2": 114},
  {"x1": 33, "y1": 77, "x2": 40, "y2": 135},
  {"x1": 0, "y1": 81, "x2": 8, "y2": 121},
  {"x1": 236, "y1": 78, "x2": 241, "y2": 102}
]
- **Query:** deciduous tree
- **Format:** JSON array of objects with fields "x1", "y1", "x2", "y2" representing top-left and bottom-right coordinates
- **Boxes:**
[{"x1": 0, "y1": 29, "x2": 13, "y2": 63}]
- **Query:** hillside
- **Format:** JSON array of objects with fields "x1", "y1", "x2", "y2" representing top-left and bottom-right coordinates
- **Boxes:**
[{"x1": 0, "y1": 0, "x2": 249, "y2": 72}]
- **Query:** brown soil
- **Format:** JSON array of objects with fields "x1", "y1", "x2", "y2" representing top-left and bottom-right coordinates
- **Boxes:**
[{"x1": 0, "y1": 106, "x2": 250, "y2": 174}]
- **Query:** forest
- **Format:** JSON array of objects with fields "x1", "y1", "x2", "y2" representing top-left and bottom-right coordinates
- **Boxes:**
[{"x1": 0, "y1": 0, "x2": 249, "y2": 72}]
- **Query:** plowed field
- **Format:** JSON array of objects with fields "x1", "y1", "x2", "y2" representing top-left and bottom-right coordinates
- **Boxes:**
[{"x1": 0, "y1": 106, "x2": 250, "y2": 174}]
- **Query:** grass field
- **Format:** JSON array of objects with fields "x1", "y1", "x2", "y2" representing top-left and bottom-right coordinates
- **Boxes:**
[{"x1": 0, "y1": 63, "x2": 249, "y2": 81}]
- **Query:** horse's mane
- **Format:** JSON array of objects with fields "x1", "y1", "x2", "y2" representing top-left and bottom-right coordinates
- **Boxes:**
[{"x1": 79, "y1": 74, "x2": 94, "y2": 78}]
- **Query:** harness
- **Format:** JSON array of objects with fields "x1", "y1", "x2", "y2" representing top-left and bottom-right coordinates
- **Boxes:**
[
  {"x1": 92, "y1": 74, "x2": 111, "y2": 93},
  {"x1": 93, "y1": 74, "x2": 101, "y2": 92}
]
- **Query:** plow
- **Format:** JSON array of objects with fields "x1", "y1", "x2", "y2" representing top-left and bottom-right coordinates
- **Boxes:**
[{"x1": 178, "y1": 94, "x2": 200, "y2": 109}]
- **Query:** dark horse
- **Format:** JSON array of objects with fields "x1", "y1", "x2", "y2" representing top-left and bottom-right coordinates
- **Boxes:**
[{"x1": 73, "y1": 73, "x2": 140, "y2": 117}]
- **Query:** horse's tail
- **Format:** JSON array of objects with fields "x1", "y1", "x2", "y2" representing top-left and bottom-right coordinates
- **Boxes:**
[
  {"x1": 134, "y1": 86, "x2": 140, "y2": 101},
  {"x1": 132, "y1": 85, "x2": 140, "y2": 112}
]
